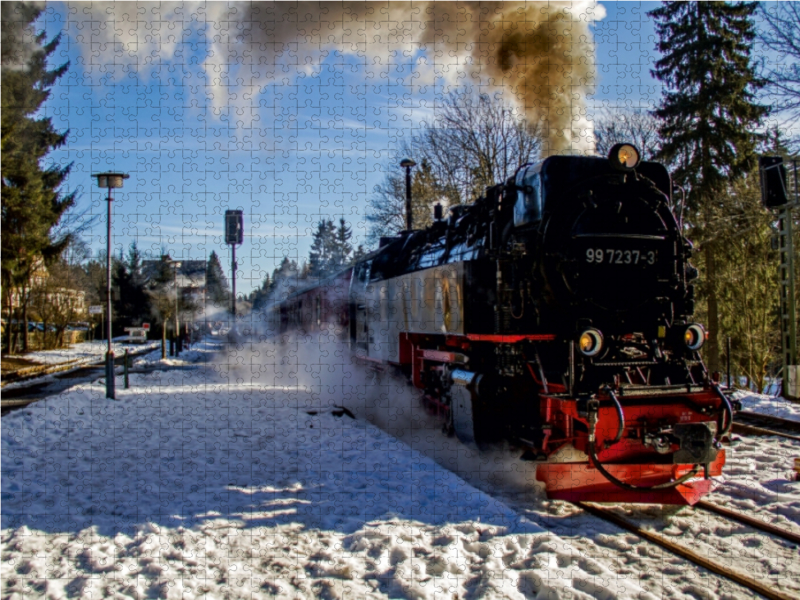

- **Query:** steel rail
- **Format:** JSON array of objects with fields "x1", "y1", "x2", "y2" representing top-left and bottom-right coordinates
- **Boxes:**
[
  {"x1": 732, "y1": 422, "x2": 800, "y2": 442},
  {"x1": 695, "y1": 501, "x2": 800, "y2": 546},
  {"x1": 736, "y1": 410, "x2": 800, "y2": 433},
  {"x1": 575, "y1": 501, "x2": 797, "y2": 600}
]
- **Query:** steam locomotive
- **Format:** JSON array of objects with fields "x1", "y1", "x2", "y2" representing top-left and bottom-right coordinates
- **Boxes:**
[{"x1": 274, "y1": 144, "x2": 733, "y2": 505}]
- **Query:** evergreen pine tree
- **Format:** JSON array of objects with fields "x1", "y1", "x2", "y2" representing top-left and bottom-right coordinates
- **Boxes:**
[
  {"x1": 331, "y1": 218, "x2": 353, "y2": 272},
  {"x1": 1, "y1": 2, "x2": 75, "y2": 351},
  {"x1": 649, "y1": 1, "x2": 767, "y2": 371},
  {"x1": 206, "y1": 250, "x2": 230, "y2": 307},
  {"x1": 250, "y1": 273, "x2": 271, "y2": 311},
  {"x1": 351, "y1": 244, "x2": 369, "y2": 264},
  {"x1": 308, "y1": 220, "x2": 336, "y2": 277},
  {"x1": 112, "y1": 242, "x2": 151, "y2": 329},
  {"x1": 271, "y1": 257, "x2": 299, "y2": 300}
]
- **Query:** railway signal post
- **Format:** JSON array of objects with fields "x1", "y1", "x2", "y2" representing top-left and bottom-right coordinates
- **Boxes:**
[
  {"x1": 225, "y1": 210, "x2": 244, "y2": 321},
  {"x1": 759, "y1": 156, "x2": 798, "y2": 400}
]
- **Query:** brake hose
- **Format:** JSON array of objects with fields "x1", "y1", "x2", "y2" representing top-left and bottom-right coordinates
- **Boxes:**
[
  {"x1": 587, "y1": 401, "x2": 701, "y2": 492},
  {"x1": 711, "y1": 384, "x2": 734, "y2": 439},
  {"x1": 603, "y1": 386, "x2": 625, "y2": 449}
]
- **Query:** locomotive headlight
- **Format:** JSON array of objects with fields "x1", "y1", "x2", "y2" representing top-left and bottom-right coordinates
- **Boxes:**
[
  {"x1": 683, "y1": 324, "x2": 706, "y2": 351},
  {"x1": 578, "y1": 328, "x2": 604, "y2": 357},
  {"x1": 609, "y1": 143, "x2": 641, "y2": 171}
]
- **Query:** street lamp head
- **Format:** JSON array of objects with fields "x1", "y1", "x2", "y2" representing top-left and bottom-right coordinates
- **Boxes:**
[
  {"x1": 400, "y1": 158, "x2": 416, "y2": 169},
  {"x1": 92, "y1": 172, "x2": 129, "y2": 189}
]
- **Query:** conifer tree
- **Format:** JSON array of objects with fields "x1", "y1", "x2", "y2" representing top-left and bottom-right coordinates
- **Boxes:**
[
  {"x1": 250, "y1": 273, "x2": 271, "y2": 311},
  {"x1": 351, "y1": 244, "x2": 369, "y2": 264},
  {"x1": 331, "y1": 218, "x2": 353, "y2": 272},
  {"x1": 1, "y1": 2, "x2": 75, "y2": 351},
  {"x1": 112, "y1": 242, "x2": 151, "y2": 329},
  {"x1": 270, "y1": 257, "x2": 300, "y2": 300},
  {"x1": 206, "y1": 250, "x2": 230, "y2": 307},
  {"x1": 649, "y1": 1, "x2": 767, "y2": 371},
  {"x1": 308, "y1": 220, "x2": 337, "y2": 278}
]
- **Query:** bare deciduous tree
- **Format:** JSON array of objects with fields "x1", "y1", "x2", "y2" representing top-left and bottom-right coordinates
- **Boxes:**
[
  {"x1": 367, "y1": 89, "x2": 542, "y2": 242},
  {"x1": 592, "y1": 108, "x2": 662, "y2": 161},
  {"x1": 759, "y1": 2, "x2": 800, "y2": 146},
  {"x1": 423, "y1": 91, "x2": 543, "y2": 202},
  {"x1": 29, "y1": 260, "x2": 84, "y2": 349}
]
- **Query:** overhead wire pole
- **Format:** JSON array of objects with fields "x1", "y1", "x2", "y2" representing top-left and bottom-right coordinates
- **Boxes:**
[
  {"x1": 760, "y1": 157, "x2": 798, "y2": 399},
  {"x1": 781, "y1": 160, "x2": 799, "y2": 397},
  {"x1": 779, "y1": 174, "x2": 797, "y2": 366}
]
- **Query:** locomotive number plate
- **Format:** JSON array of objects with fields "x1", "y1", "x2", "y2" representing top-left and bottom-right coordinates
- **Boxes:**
[{"x1": 585, "y1": 248, "x2": 656, "y2": 265}]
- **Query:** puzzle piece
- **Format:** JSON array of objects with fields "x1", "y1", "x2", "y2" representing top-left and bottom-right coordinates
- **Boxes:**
[{"x1": 3, "y1": 2, "x2": 799, "y2": 600}]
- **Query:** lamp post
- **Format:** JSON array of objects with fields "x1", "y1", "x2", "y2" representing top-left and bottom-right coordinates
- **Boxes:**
[
  {"x1": 166, "y1": 259, "x2": 182, "y2": 356},
  {"x1": 400, "y1": 158, "x2": 416, "y2": 231},
  {"x1": 92, "y1": 171, "x2": 129, "y2": 400}
]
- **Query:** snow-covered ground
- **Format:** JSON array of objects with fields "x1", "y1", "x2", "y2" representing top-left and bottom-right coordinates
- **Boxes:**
[
  {"x1": 2, "y1": 340, "x2": 647, "y2": 600},
  {"x1": 6, "y1": 339, "x2": 161, "y2": 366},
  {"x1": 3, "y1": 338, "x2": 800, "y2": 599},
  {"x1": 735, "y1": 390, "x2": 800, "y2": 423}
]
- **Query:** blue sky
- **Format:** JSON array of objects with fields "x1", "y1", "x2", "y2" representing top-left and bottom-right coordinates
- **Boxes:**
[{"x1": 30, "y1": 1, "x2": 773, "y2": 295}]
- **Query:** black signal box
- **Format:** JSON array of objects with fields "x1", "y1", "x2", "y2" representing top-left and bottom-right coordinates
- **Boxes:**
[
  {"x1": 225, "y1": 210, "x2": 244, "y2": 245},
  {"x1": 759, "y1": 156, "x2": 789, "y2": 208}
]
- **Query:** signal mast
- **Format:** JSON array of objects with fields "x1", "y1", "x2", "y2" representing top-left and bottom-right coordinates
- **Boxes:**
[{"x1": 225, "y1": 210, "x2": 244, "y2": 320}]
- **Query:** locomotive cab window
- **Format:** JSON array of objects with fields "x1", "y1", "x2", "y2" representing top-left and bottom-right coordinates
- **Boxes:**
[{"x1": 514, "y1": 166, "x2": 542, "y2": 227}]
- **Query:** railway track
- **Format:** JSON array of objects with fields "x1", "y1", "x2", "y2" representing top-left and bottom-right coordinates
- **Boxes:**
[
  {"x1": 1, "y1": 344, "x2": 163, "y2": 415},
  {"x1": 733, "y1": 410, "x2": 800, "y2": 442},
  {"x1": 575, "y1": 500, "x2": 800, "y2": 600}
]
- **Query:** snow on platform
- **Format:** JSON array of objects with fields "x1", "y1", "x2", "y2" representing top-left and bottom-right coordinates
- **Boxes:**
[
  {"x1": 6, "y1": 339, "x2": 161, "y2": 366},
  {"x1": 1, "y1": 342, "x2": 647, "y2": 600}
]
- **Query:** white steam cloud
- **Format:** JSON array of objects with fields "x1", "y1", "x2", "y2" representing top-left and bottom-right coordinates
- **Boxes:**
[
  {"x1": 69, "y1": 1, "x2": 605, "y2": 154},
  {"x1": 219, "y1": 323, "x2": 546, "y2": 500}
]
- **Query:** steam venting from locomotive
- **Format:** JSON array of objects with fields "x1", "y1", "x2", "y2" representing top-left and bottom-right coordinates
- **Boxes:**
[
  {"x1": 73, "y1": 1, "x2": 602, "y2": 154},
  {"x1": 0, "y1": 3, "x2": 43, "y2": 73}
]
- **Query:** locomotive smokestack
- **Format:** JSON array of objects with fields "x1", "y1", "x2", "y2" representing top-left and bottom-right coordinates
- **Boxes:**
[{"x1": 400, "y1": 158, "x2": 416, "y2": 231}]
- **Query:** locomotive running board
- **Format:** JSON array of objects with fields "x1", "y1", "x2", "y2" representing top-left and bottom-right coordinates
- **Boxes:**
[{"x1": 536, "y1": 452, "x2": 725, "y2": 505}]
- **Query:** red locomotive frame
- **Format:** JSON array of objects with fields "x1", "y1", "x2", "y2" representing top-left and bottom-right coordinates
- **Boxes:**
[{"x1": 275, "y1": 273, "x2": 730, "y2": 506}]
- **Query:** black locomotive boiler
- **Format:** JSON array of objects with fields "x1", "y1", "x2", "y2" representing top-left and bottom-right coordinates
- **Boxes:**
[{"x1": 276, "y1": 144, "x2": 732, "y2": 504}]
